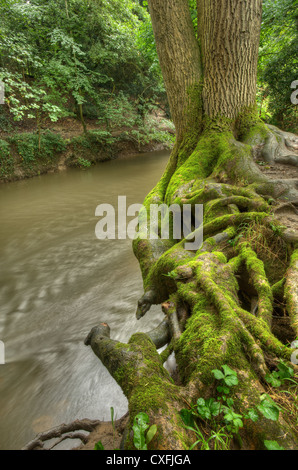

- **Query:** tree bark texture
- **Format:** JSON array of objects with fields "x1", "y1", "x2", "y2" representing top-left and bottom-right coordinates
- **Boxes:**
[{"x1": 198, "y1": 0, "x2": 262, "y2": 119}]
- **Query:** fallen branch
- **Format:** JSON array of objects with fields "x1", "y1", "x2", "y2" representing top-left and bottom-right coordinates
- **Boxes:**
[{"x1": 22, "y1": 419, "x2": 101, "y2": 450}]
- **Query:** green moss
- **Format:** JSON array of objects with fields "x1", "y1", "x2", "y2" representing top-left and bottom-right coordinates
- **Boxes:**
[
  {"x1": 203, "y1": 115, "x2": 234, "y2": 134},
  {"x1": 271, "y1": 278, "x2": 285, "y2": 299},
  {"x1": 165, "y1": 132, "x2": 230, "y2": 206},
  {"x1": 176, "y1": 82, "x2": 204, "y2": 167},
  {"x1": 238, "y1": 241, "x2": 273, "y2": 325},
  {"x1": 243, "y1": 122, "x2": 269, "y2": 146},
  {"x1": 235, "y1": 104, "x2": 260, "y2": 140},
  {"x1": 228, "y1": 255, "x2": 243, "y2": 273}
]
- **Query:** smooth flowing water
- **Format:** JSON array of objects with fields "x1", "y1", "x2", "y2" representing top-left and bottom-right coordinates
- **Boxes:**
[{"x1": 0, "y1": 150, "x2": 170, "y2": 450}]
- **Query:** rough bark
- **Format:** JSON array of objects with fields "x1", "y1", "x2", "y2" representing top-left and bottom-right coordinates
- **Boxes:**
[
  {"x1": 197, "y1": 0, "x2": 262, "y2": 121},
  {"x1": 148, "y1": 0, "x2": 203, "y2": 141}
]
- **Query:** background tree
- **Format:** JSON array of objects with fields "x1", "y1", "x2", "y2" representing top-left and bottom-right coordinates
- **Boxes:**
[
  {"x1": 258, "y1": 0, "x2": 298, "y2": 131},
  {"x1": 0, "y1": 0, "x2": 167, "y2": 133},
  {"x1": 86, "y1": 0, "x2": 298, "y2": 450}
]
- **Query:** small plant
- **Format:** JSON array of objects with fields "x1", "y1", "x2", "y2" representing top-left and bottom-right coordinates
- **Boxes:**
[
  {"x1": 163, "y1": 270, "x2": 179, "y2": 280},
  {"x1": 133, "y1": 412, "x2": 157, "y2": 450},
  {"x1": 257, "y1": 394, "x2": 281, "y2": 421},
  {"x1": 212, "y1": 365, "x2": 239, "y2": 388},
  {"x1": 265, "y1": 360, "x2": 294, "y2": 388},
  {"x1": 78, "y1": 157, "x2": 91, "y2": 168},
  {"x1": 179, "y1": 364, "x2": 286, "y2": 450},
  {"x1": 94, "y1": 441, "x2": 105, "y2": 450},
  {"x1": 269, "y1": 222, "x2": 287, "y2": 237},
  {"x1": 264, "y1": 440, "x2": 285, "y2": 450},
  {"x1": 179, "y1": 365, "x2": 242, "y2": 449},
  {"x1": 196, "y1": 398, "x2": 221, "y2": 420}
]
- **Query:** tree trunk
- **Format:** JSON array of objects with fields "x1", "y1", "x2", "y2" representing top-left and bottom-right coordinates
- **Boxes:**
[
  {"x1": 147, "y1": 0, "x2": 203, "y2": 142},
  {"x1": 85, "y1": 0, "x2": 298, "y2": 450},
  {"x1": 197, "y1": 0, "x2": 262, "y2": 120}
]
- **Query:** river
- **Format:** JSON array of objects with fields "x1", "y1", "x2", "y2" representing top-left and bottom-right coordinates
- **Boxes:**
[{"x1": 0, "y1": 150, "x2": 170, "y2": 450}]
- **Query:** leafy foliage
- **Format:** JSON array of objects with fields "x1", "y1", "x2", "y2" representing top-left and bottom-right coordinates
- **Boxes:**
[
  {"x1": 0, "y1": 138, "x2": 14, "y2": 177},
  {"x1": 179, "y1": 365, "x2": 287, "y2": 450},
  {"x1": 0, "y1": 0, "x2": 166, "y2": 132},
  {"x1": 258, "y1": 0, "x2": 298, "y2": 131},
  {"x1": 132, "y1": 412, "x2": 157, "y2": 450},
  {"x1": 264, "y1": 440, "x2": 285, "y2": 450},
  {"x1": 265, "y1": 360, "x2": 295, "y2": 388},
  {"x1": 9, "y1": 132, "x2": 66, "y2": 169}
]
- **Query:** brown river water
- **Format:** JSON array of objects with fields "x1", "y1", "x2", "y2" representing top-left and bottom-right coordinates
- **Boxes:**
[{"x1": 0, "y1": 150, "x2": 170, "y2": 449}]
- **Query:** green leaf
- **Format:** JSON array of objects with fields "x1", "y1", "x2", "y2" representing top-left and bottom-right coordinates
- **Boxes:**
[
  {"x1": 224, "y1": 375, "x2": 239, "y2": 387},
  {"x1": 133, "y1": 412, "x2": 150, "y2": 450},
  {"x1": 180, "y1": 409, "x2": 195, "y2": 428},
  {"x1": 233, "y1": 418, "x2": 244, "y2": 430},
  {"x1": 265, "y1": 371, "x2": 281, "y2": 388},
  {"x1": 110, "y1": 406, "x2": 114, "y2": 425},
  {"x1": 246, "y1": 409, "x2": 259, "y2": 422},
  {"x1": 277, "y1": 361, "x2": 294, "y2": 381},
  {"x1": 257, "y1": 397, "x2": 280, "y2": 422},
  {"x1": 212, "y1": 369, "x2": 225, "y2": 380},
  {"x1": 134, "y1": 412, "x2": 149, "y2": 430},
  {"x1": 224, "y1": 411, "x2": 243, "y2": 422},
  {"x1": 196, "y1": 399, "x2": 211, "y2": 420},
  {"x1": 264, "y1": 440, "x2": 285, "y2": 450},
  {"x1": 133, "y1": 425, "x2": 147, "y2": 450},
  {"x1": 226, "y1": 398, "x2": 234, "y2": 408},
  {"x1": 222, "y1": 365, "x2": 237, "y2": 377},
  {"x1": 196, "y1": 397, "x2": 221, "y2": 420},
  {"x1": 217, "y1": 385, "x2": 230, "y2": 395},
  {"x1": 207, "y1": 398, "x2": 221, "y2": 417},
  {"x1": 94, "y1": 441, "x2": 105, "y2": 450},
  {"x1": 146, "y1": 424, "x2": 157, "y2": 445}
]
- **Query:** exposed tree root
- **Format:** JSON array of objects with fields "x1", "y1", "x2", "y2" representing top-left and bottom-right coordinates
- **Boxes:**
[
  {"x1": 86, "y1": 120, "x2": 298, "y2": 450},
  {"x1": 285, "y1": 250, "x2": 298, "y2": 336},
  {"x1": 264, "y1": 125, "x2": 298, "y2": 167},
  {"x1": 22, "y1": 419, "x2": 101, "y2": 450}
]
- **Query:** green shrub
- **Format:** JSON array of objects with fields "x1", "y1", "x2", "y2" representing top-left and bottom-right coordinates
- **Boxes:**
[
  {"x1": 71, "y1": 130, "x2": 115, "y2": 150},
  {"x1": 77, "y1": 157, "x2": 92, "y2": 168},
  {"x1": 0, "y1": 139, "x2": 14, "y2": 178},
  {"x1": 9, "y1": 132, "x2": 66, "y2": 169}
]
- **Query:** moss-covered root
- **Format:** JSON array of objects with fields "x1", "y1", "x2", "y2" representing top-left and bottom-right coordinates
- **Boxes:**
[
  {"x1": 212, "y1": 132, "x2": 298, "y2": 202},
  {"x1": 238, "y1": 242, "x2": 273, "y2": 327},
  {"x1": 285, "y1": 249, "x2": 298, "y2": 336},
  {"x1": 173, "y1": 265, "x2": 297, "y2": 448},
  {"x1": 85, "y1": 324, "x2": 193, "y2": 450},
  {"x1": 263, "y1": 125, "x2": 298, "y2": 167},
  {"x1": 240, "y1": 119, "x2": 298, "y2": 167}
]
